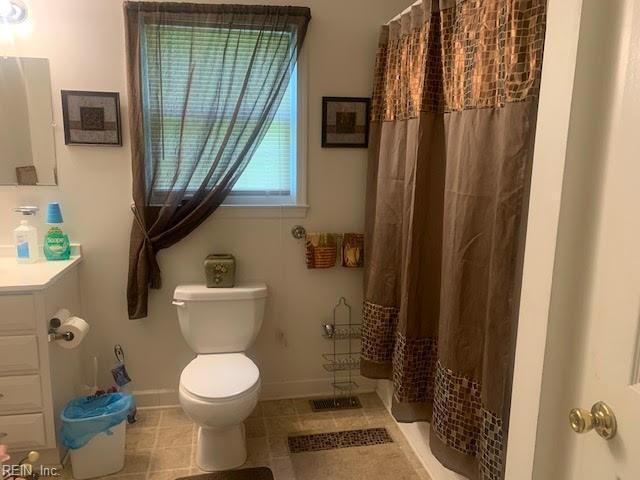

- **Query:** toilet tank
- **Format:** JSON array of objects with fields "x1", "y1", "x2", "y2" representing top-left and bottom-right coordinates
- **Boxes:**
[{"x1": 173, "y1": 283, "x2": 268, "y2": 354}]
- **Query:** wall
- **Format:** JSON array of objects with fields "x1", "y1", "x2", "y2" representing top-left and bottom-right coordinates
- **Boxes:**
[{"x1": 0, "y1": 0, "x2": 414, "y2": 400}]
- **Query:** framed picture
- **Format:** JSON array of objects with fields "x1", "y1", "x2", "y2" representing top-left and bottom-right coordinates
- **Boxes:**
[
  {"x1": 61, "y1": 90, "x2": 122, "y2": 146},
  {"x1": 15, "y1": 165, "x2": 38, "y2": 185},
  {"x1": 322, "y1": 96, "x2": 370, "y2": 148}
]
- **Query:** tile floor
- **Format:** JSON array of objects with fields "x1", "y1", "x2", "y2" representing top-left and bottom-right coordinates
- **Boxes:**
[{"x1": 55, "y1": 394, "x2": 431, "y2": 480}]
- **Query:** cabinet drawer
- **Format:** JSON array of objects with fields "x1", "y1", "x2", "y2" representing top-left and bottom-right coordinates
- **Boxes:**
[
  {"x1": 0, "y1": 375, "x2": 42, "y2": 414},
  {"x1": 0, "y1": 413, "x2": 45, "y2": 449},
  {"x1": 0, "y1": 336, "x2": 39, "y2": 375},
  {"x1": 0, "y1": 295, "x2": 36, "y2": 333}
]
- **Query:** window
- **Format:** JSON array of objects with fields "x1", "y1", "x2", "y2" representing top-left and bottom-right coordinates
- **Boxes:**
[
  {"x1": 140, "y1": 22, "x2": 306, "y2": 210},
  {"x1": 225, "y1": 67, "x2": 297, "y2": 205}
]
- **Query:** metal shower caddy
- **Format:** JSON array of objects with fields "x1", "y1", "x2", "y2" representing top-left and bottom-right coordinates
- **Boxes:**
[{"x1": 319, "y1": 296, "x2": 362, "y2": 409}]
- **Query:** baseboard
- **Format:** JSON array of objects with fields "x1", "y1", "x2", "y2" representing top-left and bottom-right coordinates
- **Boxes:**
[
  {"x1": 132, "y1": 376, "x2": 378, "y2": 408},
  {"x1": 259, "y1": 376, "x2": 377, "y2": 400},
  {"x1": 376, "y1": 380, "x2": 466, "y2": 480},
  {"x1": 131, "y1": 388, "x2": 180, "y2": 408}
]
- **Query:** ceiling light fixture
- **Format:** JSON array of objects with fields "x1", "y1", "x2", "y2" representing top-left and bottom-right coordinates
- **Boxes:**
[{"x1": 0, "y1": 0, "x2": 27, "y2": 25}]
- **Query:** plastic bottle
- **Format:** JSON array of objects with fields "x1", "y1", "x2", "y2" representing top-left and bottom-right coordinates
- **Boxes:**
[
  {"x1": 13, "y1": 206, "x2": 39, "y2": 263},
  {"x1": 44, "y1": 202, "x2": 71, "y2": 261}
]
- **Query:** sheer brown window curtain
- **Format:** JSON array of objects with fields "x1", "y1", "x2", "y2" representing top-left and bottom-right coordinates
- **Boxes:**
[
  {"x1": 123, "y1": 2, "x2": 310, "y2": 319},
  {"x1": 361, "y1": 1, "x2": 546, "y2": 479}
]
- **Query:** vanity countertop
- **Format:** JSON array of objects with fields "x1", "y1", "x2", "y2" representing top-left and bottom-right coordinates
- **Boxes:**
[{"x1": 0, "y1": 245, "x2": 82, "y2": 292}]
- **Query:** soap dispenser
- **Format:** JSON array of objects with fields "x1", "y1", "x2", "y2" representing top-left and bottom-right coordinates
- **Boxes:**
[
  {"x1": 14, "y1": 206, "x2": 39, "y2": 263},
  {"x1": 44, "y1": 202, "x2": 71, "y2": 261}
]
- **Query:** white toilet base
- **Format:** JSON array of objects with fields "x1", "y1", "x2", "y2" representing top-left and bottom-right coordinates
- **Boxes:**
[{"x1": 195, "y1": 423, "x2": 247, "y2": 471}]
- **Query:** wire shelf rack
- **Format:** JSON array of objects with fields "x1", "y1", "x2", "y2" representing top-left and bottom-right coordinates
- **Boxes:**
[
  {"x1": 322, "y1": 324, "x2": 362, "y2": 340},
  {"x1": 322, "y1": 297, "x2": 361, "y2": 402},
  {"x1": 322, "y1": 352, "x2": 361, "y2": 372}
]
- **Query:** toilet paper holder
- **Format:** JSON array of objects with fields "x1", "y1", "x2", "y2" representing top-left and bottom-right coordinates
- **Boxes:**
[{"x1": 48, "y1": 317, "x2": 74, "y2": 342}]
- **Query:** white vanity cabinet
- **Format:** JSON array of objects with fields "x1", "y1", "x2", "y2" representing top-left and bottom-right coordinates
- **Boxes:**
[{"x1": 0, "y1": 251, "x2": 84, "y2": 464}]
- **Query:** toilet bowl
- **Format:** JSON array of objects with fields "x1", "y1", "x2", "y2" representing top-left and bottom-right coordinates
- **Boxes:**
[
  {"x1": 173, "y1": 283, "x2": 268, "y2": 472},
  {"x1": 179, "y1": 353, "x2": 260, "y2": 471}
]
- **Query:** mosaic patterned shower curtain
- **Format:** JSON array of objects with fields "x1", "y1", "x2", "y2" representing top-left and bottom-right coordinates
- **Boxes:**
[{"x1": 360, "y1": 1, "x2": 546, "y2": 479}]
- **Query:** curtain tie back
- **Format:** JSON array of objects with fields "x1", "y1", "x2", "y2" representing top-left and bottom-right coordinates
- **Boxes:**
[{"x1": 130, "y1": 204, "x2": 153, "y2": 246}]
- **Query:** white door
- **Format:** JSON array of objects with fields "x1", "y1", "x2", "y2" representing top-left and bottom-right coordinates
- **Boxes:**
[
  {"x1": 565, "y1": 1, "x2": 640, "y2": 477},
  {"x1": 506, "y1": 0, "x2": 640, "y2": 477}
]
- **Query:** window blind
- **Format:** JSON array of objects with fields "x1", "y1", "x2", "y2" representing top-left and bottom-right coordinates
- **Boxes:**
[{"x1": 141, "y1": 23, "x2": 296, "y2": 197}]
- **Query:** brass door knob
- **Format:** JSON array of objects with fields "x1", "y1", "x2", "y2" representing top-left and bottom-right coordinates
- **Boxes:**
[{"x1": 569, "y1": 401, "x2": 617, "y2": 440}]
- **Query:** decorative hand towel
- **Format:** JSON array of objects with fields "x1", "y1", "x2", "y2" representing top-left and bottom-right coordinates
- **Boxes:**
[
  {"x1": 305, "y1": 233, "x2": 338, "y2": 269},
  {"x1": 342, "y1": 233, "x2": 364, "y2": 267}
]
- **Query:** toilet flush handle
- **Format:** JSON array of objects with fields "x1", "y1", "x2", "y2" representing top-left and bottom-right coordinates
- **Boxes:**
[{"x1": 172, "y1": 300, "x2": 185, "y2": 307}]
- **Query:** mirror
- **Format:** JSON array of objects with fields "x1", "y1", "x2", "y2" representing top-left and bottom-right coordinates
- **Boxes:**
[{"x1": 0, "y1": 56, "x2": 56, "y2": 185}]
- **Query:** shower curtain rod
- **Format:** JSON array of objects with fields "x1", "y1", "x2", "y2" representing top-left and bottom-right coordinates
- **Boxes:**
[{"x1": 386, "y1": 0, "x2": 422, "y2": 24}]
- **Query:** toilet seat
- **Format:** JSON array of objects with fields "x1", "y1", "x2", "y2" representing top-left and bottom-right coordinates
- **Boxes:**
[{"x1": 180, "y1": 353, "x2": 260, "y2": 401}]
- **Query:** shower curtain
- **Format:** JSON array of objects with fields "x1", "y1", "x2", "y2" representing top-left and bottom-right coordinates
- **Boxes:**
[{"x1": 360, "y1": 1, "x2": 546, "y2": 479}]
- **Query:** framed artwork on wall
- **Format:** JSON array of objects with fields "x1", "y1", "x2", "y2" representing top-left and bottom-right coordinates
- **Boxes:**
[
  {"x1": 15, "y1": 165, "x2": 38, "y2": 185},
  {"x1": 321, "y1": 96, "x2": 370, "y2": 148},
  {"x1": 61, "y1": 90, "x2": 122, "y2": 146}
]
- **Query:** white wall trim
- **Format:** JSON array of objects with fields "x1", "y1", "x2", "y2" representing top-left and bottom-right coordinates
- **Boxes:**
[
  {"x1": 131, "y1": 388, "x2": 180, "y2": 408},
  {"x1": 133, "y1": 376, "x2": 377, "y2": 408},
  {"x1": 260, "y1": 376, "x2": 376, "y2": 401},
  {"x1": 505, "y1": 0, "x2": 585, "y2": 477}
]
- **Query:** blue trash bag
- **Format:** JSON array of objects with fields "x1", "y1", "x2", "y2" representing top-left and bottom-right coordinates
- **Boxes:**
[{"x1": 60, "y1": 392, "x2": 135, "y2": 449}]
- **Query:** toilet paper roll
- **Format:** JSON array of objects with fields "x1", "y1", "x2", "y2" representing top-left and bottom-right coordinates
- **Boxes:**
[
  {"x1": 52, "y1": 308, "x2": 71, "y2": 325},
  {"x1": 56, "y1": 316, "x2": 90, "y2": 349}
]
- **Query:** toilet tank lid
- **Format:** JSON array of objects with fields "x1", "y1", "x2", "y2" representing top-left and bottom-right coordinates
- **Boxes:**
[{"x1": 174, "y1": 282, "x2": 268, "y2": 301}]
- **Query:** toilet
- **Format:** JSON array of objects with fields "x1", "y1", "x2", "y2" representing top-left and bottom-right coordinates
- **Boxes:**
[{"x1": 173, "y1": 282, "x2": 268, "y2": 471}]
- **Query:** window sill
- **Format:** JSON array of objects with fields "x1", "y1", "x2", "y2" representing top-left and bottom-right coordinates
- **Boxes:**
[{"x1": 213, "y1": 204, "x2": 310, "y2": 219}]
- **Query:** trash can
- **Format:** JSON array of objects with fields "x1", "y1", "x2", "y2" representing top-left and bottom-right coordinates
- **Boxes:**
[{"x1": 60, "y1": 392, "x2": 135, "y2": 479}]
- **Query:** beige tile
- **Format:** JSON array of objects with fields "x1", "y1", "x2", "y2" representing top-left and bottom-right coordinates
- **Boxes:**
[
  {"x1": 144, "y1": 469, "x2": 190, "y2": 480},
  {"x1": 159, "y1": 407, "x2": 191, "y2": 427},
  {"x1": 155, "y1": 425, "x2": 195, "y2": 448},
  {"x1": 70, "y1": 396, "x2": 426, "y2": 480},
  {"x1": 245, "y1": 417, "x2": 267, "y2": 438},
  {"x1": 129, "y1": 409, "x2": 161, "y2": 429},
  {"x1": 364, "y1": 409, "x2": 395, "y2": 427},
  {"x1": 119, "y1": 453, "x2": 150, "y2": 474},
  {"x1": 268, "y1": 435, "x2": 290, "y2": 459},
  {"x1": 400, "y1": 446, "x2": 430, "y2": 480},
  {"x1": 385, "y1": 423, "x2": 411, "y2": 448},
  {"x1": 190, "y1": 444, "x2": 197, "y2": 467},
  {"x1": 98, "y1": 474, "x2": 146, "y2": 480},
  {"x1": 149, "y1": 445, "x2": 193, "y2": 472},
  {"x1": 125, "y1": 428, "x2": 157, "y2": 452},
  {"x1": 416, "y1": 467, "x2": 433, "y2": 480},
  {"x1": 332, "y1": 409, "x2": 369, "y2": 430},
  {"x1": 290, "y1": 444, "x2": 418, "y2": 480},
  {"x1": 298, "y1": 413, "x2": 337, "y2": 433},
  {"x1": 47, "y1": 468, "x2": 73, "y2": 479},
  {"x1": 260, "y1": 399, "x2": 297, "y2": 417},
  {"x1": 264, "y1": 416, "x2": 302, "y2": 436},
  {"x1": 271, "y1": 456, "x2": 296, "y2": 480},
  {"x1": 248, "y1": 402, "x2": 263, "y2": 418},
  {"x1": 246, "y1": 437, "x2": 270, "y2": 465},
  {"x1": 291, "y1": 398, "x2": 314, "y2": 415},
  {"x1": 359, "y1": 392, "x2": 386, "y2": 410}
]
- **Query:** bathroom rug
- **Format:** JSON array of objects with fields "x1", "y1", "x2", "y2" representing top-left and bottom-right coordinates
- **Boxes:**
[
  {"x1": 288, "y1": 427, "x2": 393, "y2": 453},
  {"x1": 177, "y1": 467, "x2": 274, "y2": 480}
]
